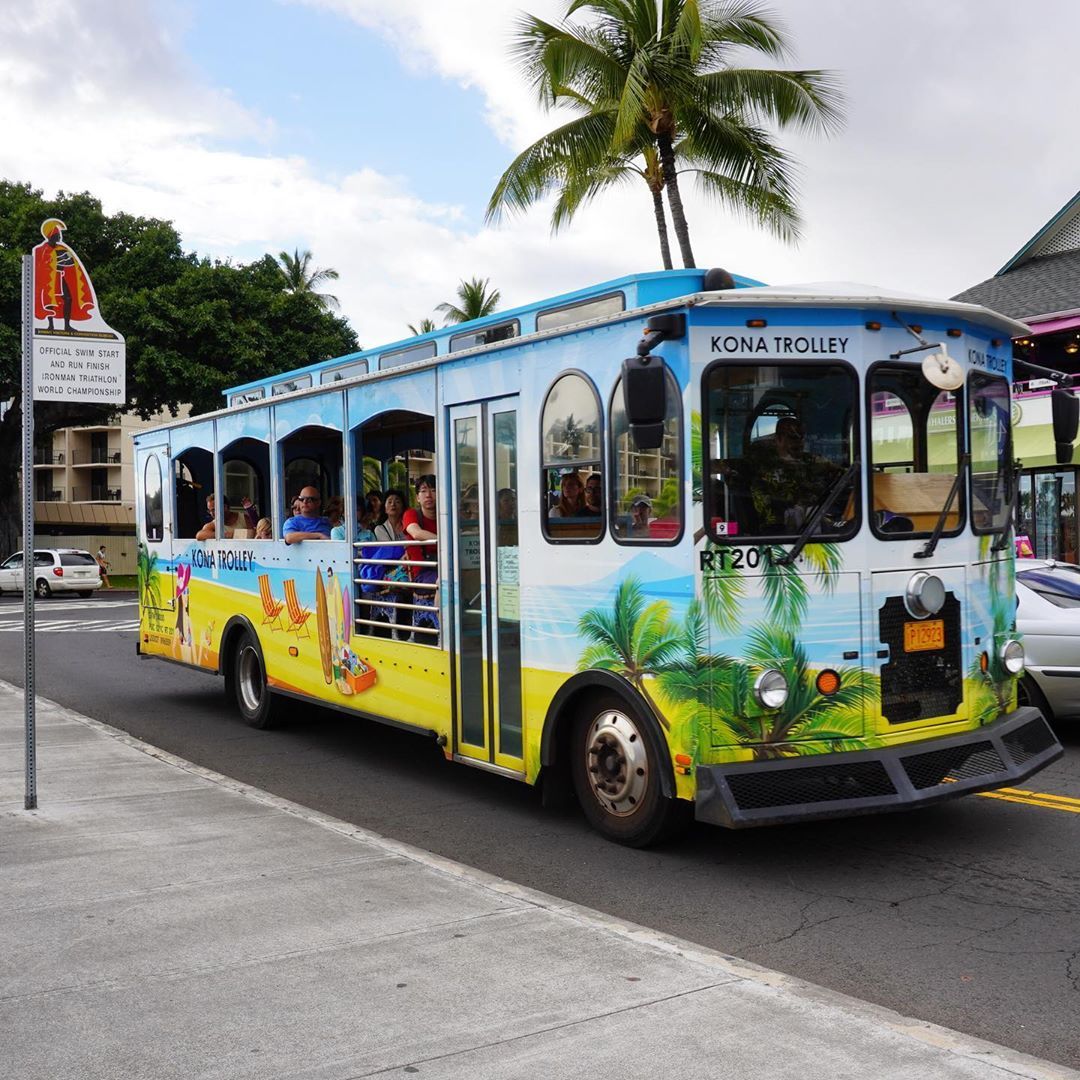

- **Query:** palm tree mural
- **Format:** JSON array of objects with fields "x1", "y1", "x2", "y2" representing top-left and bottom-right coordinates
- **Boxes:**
[
  {"x1": 137, "y1": 542, "x2": 161, "y2": 609},
  {"x1": 577, "y1": 578, "x2": 682, "y2": 728},
  {"x1": 276, "y1": 248, "x2": 340, "y2": 311},
  {"x1": 436, "y1": 277, "x2": 501, "y2": 325}
]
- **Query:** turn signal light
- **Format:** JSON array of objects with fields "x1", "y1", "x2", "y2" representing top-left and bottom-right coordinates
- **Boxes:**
[
  {"x1": 288, "y1": 646, "x2": 299, "y2": 657},
  {"x1": 979, "y1": 651, "x2": 989, "y2": 673},
  {"x1": 816, "y1": 669, "x2": 841, "y2": 695}
]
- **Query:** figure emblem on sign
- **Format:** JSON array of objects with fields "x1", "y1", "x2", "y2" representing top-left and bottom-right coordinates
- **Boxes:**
[{"x1": 33, "y1": 219, "x2": 99, "y2": 334}]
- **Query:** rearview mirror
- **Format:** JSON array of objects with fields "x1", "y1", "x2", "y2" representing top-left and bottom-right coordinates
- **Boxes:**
[
  {"x1": 1051, "y1": 388, "x2": 1078, "y2": 464},
  {"x1": 621, "y1": 355, "x2": 667, "y2": 450}
]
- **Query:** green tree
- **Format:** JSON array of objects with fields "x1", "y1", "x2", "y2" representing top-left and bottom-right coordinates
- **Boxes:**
[
  {"x1": 0, "y1": 181, "x2": 358, "y2": 558},
  {"x1": 408, "y1": 318, "x2": 437, "y2": 335},
  {"x1": 577, "y1": 577, "x2": 683, "y2": 727},
  {"x1": 491, "y1": 0, "x2": 842, "y2": 268},
  {"x1": 436, "y1": 277, "x2": 501, "y2": 325},
  {"x1": 276, "y1": 248, "x2": 340, "y2": 311}
]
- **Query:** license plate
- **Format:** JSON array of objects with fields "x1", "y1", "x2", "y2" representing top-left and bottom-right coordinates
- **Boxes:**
[{"x1": 904, "y1": 619, "x2": 944, "y2": 652}]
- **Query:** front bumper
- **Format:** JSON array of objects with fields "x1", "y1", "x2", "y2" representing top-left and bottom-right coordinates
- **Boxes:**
[{"x1": 695, "y1": 708, "x2": 1062, "y2": 829}]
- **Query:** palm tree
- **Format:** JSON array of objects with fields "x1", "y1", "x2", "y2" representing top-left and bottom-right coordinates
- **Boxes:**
[
  {"x1": 276, "y1": 248, "x2": 340, "y2": 311},
  {"x1": 137, "y1": 542, "x2": 161, "y2": 609},
  {"x1": 436, "y1": 277, "x2": 501, "y2": 325},
  {"x1": 408, "y1": 318, "x2": 437, "y2": 335},
  {"x1": 493, "y1": 0, "x2": 842, "y2": 267},
  {"x1": 577, "y1": 577, "x2": 683, "y2": 727}
]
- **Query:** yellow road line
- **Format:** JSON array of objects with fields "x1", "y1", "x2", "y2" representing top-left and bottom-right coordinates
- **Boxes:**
[{"x1": 976, "y1": 787, "x2": 1080, "y2": 813}]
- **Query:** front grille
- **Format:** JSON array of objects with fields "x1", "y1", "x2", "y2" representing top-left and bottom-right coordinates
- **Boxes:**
[
  {"x1": 727, "y1": 761, "x2": 896, "y2": 810},
  {"x1": 879, "y1": 593, "x2": 962, "y2": 724},
  {"x1": 1002, "y1": 717, "x2": 1056, "y2": 765},
  {"x1": 902, "y1": 741, "x2": 1003, "y2": 790}
]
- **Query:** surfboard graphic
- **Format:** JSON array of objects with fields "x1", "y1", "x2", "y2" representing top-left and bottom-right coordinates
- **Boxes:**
[{"x1": 315, "y1": 567, "x2": 333, "y2": 684}]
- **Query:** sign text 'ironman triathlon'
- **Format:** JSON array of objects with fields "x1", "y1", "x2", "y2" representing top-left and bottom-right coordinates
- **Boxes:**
[{"x1": 33, "y1": 340, "x2": 124, "y2": 402}]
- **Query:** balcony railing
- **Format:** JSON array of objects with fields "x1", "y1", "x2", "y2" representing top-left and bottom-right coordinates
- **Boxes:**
[
  {"x1": 33, "y1": 451, "x2": 65, "y2": 465},
  {"x1": 72, "y1": 487, "x2": 122, "y2": 502},
  {"x1": 70, "y1": 449, "x2": 123, "y2": 465},
  {"x1": 35, "y1": 489, "x2": 64, "y2": 502}
]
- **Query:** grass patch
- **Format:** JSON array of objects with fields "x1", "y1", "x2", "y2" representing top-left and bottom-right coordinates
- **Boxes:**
[{"x1": 107, "y1": 574, "x2": 138, "y2": 589}]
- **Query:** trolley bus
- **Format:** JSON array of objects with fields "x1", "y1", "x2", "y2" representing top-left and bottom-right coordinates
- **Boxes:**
[{"x1": 134, "y1": 267, "x2": 1066, "y2": 845}]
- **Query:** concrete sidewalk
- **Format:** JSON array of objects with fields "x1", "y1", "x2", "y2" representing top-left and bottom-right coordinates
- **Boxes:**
[{"x1": 2, "y1": 680, "x2": 1077, "y2": 1080}]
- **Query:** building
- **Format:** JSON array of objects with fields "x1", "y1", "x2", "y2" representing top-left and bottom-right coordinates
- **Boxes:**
[
  {"x1": 954, "y1": 190, "x2": 1080, "y2": 562},
  {"x1": 31, "y1": 408, "x2": 189, "y2": 574}
]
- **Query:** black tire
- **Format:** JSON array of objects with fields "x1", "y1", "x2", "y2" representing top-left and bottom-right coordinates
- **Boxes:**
[
  {"x1": 231, "y1": 631, "x2": 277, "y2": 729},
  {"x1": 570, "y1": 694, "x2": 690, "y2": 847},
  {"x1": 34, "y1": 579, "x2": 51, "y2": 599},
  {"x1": 1017, "y1": 673, "x2": 1054, "y2": 724}
]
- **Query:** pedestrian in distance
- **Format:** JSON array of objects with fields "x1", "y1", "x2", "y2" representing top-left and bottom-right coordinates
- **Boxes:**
[{"x1": 95, "y1": 545, "x2": 112, "y2": 589}]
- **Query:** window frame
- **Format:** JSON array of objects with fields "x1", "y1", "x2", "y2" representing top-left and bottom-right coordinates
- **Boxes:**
[
  {"x1": 967, "y1": 370, "x2": 1013, "y2": 538},
  {"x1": 272, "y1": 374, "x2": 313, "y2": 396},
  {"x1": 608, "y1": 370, "x2": 685, "y2": 546},
  {"x1": 702, "y1": 357, "x2": 862, "y2": 546},
  {"x1": 449, "y1": 319, "x2": 520, "y2": 353},
  {"x1": 379, "y1": 341, "x2": 437, "y2": 371},
  {"x1": 143, "y1": 453, "x2": 164, "y2": 543},
  {"x1": 866, "y1": 359, "x2": 965, "y2": 543},
  {"x1": 539, "y1": 368, "x2": 606, "y2": 546},
  {"x1": 535, "y1": 292, "x2": 625, "y2": 333},
  {"x1": 320, "y1": 359, "x2": 369, "y2": 385}
]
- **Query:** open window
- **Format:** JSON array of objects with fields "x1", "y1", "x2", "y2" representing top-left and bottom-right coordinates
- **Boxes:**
[
  {"x1": 221, "y1": 437, "x2": 270, "y2": 540},
  {"x1": 144, "y1": 454, "x2": 164, "y2": 542},
  {"x1": 541, "y1": 372, "x2": 603, "y2": 542},
  {"x1": 281, "y1": 425, "x2": 344, "y2": 520},
  {"x1": 173, "y1": 448, "x2": 213, "y2": 540},
  {"x1": 611, "y1": 371, "x2": 682, "y2": 543}
]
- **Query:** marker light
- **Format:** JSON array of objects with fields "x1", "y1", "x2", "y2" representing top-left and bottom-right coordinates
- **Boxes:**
[
  {"x1": 816, "y1": 669, "x2": 841, "y2": 695},
  {"x1": 1000, "y1": 639, "x2": 1025, "y2": 676},
  {"x1": 946, "y1": 328, "x2": 963, "y2": 338},
  {"x1": 746, "y1": 318, "x2": 767, "y2": 328},
  {"x1": 754, "y1": 668, "x2": 789, "y2": 709},
  {"x1": 865, "y1": 321, "x2": 882, "y2": 331},
  {"x1": 979, "y1": 651, "x2": 989, "y2": 674},
  {"x1": 905, "y1": 572, "x2": 946, "y2": 619}
]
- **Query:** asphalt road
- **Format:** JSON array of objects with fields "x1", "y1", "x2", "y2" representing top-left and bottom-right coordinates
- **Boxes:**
[{"x1": 3, "y1": 593, "x2": 1079, "y2": 1067}]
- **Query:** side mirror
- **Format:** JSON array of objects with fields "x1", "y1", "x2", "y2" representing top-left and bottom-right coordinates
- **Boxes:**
[
  {"x1": 622, "y1": 355, "x2": 667, "y2": 450},
  {"x1": 1051, "y1": 388, "x2": 1078, "y2": 464}
]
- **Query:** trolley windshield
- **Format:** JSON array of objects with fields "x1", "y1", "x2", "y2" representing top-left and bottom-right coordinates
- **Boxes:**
[{"x1": 704, "y1": 362, "x2": 858, "y2": 542}]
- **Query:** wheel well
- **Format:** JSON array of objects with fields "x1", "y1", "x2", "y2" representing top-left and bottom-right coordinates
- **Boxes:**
[
  {"x1": 540, "y1": 671, "x2": 675, "y2": 799},
  {"x1": 218, "y1": 615, "x2": 258, "y2": 678}
]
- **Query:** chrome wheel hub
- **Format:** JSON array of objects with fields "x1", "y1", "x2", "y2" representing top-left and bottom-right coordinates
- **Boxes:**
[
  {"x1": 584, "y1": 709, "x2": 649, "y2": 817},
  {"x1": 237, "y1": 645, "x2": 264, "y2": 714}
]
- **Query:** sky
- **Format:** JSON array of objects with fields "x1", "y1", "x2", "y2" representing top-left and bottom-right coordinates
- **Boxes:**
[{"x1": 4, "y1": 0, "x2": 1080, "y2": 349}]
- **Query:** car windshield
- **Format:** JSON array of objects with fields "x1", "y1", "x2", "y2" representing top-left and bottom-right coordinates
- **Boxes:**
[
  {"x1": 704, "y1": 362, "x2": 858, "y2": 541},
  {"x1": 1018, "y1": 566, "x2": 1080, "y2": 608}
]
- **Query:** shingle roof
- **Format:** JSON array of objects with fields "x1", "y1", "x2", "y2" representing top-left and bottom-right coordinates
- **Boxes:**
[{"x1": 951, "y1": 248, "x2": 1080, "y2": 319}]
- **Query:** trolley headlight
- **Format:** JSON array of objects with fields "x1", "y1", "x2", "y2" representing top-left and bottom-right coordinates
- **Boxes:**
[
  {"x1": 754, "y1": 668, "x2": 789, "y2": 710},
  {"x1": 905, "y1": 572, "x2": 946, "y2": 619},
  {"x1": 1000, "y1": 639, "x2": 1025, "y2": 676}
]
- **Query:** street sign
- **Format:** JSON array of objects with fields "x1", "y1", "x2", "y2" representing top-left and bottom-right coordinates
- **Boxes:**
[{"x1": 31, "y1": 218, "x2": 126, "y2": 403}]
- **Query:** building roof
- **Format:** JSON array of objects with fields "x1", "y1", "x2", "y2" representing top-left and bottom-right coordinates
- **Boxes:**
[{"x1": 952, "y1": 248, "x2": 1080, "y2": 320}]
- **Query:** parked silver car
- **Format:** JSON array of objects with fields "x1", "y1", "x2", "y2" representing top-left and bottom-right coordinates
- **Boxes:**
[
  {"x1": 0, "y1": 549, "x2": 102, "y2": 599},
  {"x1": 1016, "y1": 560, "x2": 1080, "y2": 724}
]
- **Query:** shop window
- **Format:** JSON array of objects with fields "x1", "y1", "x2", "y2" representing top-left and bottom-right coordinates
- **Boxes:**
[
  {"x1": 144, "y1": 455, "x2": 164, "y2": 542},
  {"x1": 541, "y1": 372, "x2": 603, "y2": 542},
  {"x1": 610, "y1": 372, "x2": 682, "y2": 543}
]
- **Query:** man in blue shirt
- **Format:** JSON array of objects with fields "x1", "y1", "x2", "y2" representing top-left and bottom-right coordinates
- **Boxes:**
[{"x1": 283, "y1": 486, "x2": 332, "y2": 544}]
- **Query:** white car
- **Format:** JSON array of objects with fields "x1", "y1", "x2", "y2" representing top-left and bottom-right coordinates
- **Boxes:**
[
  {"x1": 1015, "y1": 559, "x2": 1080, "y2": 724},
  {"x1": 0, "y1": 549, "x2": 103, "y2": 599}
]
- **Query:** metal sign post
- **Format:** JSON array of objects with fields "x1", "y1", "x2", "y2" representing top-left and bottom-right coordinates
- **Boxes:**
[
  {"x1": 21, "y1": 254, "x2": 36, "y2": 810},
  {"x1": 21, "y1": 220, "x2": 127, "y2": 811}
]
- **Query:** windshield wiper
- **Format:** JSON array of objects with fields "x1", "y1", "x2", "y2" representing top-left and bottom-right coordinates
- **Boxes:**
[
  {"x1": 915, "y1": 452, "x2": 969, "y2": 560},
  {"x1": 991, "y1": 459, "x2": 1021, "y2": 553},
  {"x1": 773, "y1": 460, "x2": 859, "y2": 567}
]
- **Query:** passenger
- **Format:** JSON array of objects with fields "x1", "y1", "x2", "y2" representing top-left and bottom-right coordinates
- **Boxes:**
[
  {"x1": 355, "y1": 497, "x2": 378, "y2": 543},
  {"x1": 497, "y1": 487, "x2": 518, "y2": 547},
  {"x1": 326, "y1": 495, "x2": 346, "y2": 540},
  {"x1": 629, "y1": 495, "x2": 654, "y2": 537},
  {"x1": 374, "y1": 489, "x2": 408, "y2": 542},
  {"x1": 283, "y1": 487, "x2": 332, "y2": 543},
  {"x1": 404, "y1": 474, "x2": 438, "y2": 640},
  {"x1": 366, "y1": 490, "x2": 383, "y2": 522},
  {"x1": 548, "y1": 470, "x2": 585, "y2": 518},
  {"x1": 254, "y1": 517, "x2": 272, "y2": 540},
  {"x1": 370, "y1": 488, "x2": 410, "y2": 637},
  {"x1": 195, "y1": 493, "x2": 257, "y2": 541},
  {"x1": 583, "y1": 473, "x2": 602, "y2": 516}
]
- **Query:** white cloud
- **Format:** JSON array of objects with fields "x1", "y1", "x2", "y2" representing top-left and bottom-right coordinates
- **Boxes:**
[{"x1": 4, "y1": 0, "x2": 1080, "y2": 358}]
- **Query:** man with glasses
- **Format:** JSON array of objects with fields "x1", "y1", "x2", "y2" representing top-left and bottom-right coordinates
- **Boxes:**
[{"x1": 283, "y1": 486, "x2": 332, "y2": 543}]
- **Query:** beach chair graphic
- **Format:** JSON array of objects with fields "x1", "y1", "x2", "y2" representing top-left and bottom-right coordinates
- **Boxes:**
[
  {"x1": 258, "y1": 574, "x2": 285, "y2": 632},
  {"x1": 283, "y1": 578, "x2": 312, "y2": 638}
]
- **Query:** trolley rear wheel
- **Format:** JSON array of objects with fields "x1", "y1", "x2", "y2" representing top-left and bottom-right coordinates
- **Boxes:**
[{"x1": 232, "y1": 631, "x2": 277, "y2": 729}]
